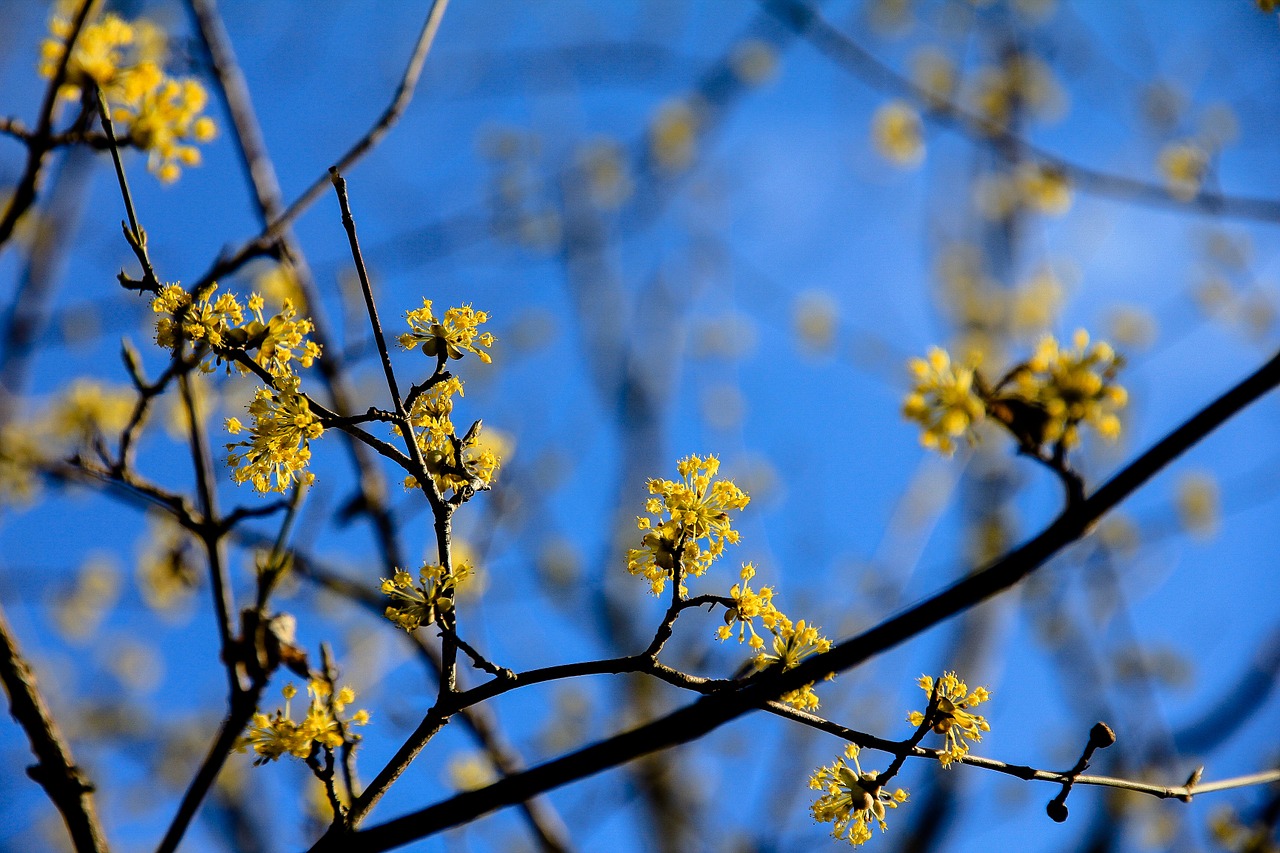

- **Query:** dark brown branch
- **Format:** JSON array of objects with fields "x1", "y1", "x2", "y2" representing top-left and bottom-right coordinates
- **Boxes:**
[
  {"x1": 0, "y1": 604, "x2": 109, "y2": 852},
  {"x1": 154, "y1": 685, "x2": 264, "y2": 853}
]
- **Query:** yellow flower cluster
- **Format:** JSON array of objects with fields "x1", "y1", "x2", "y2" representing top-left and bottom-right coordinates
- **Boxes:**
[
  {"x1": 902, "y1": 348, "x2": 986, "y2": 455},
  {"x1": 50, "y1": 378, "x2": 134, "y2": 445},
  {"x1": 399, "y1": 299, "x2": 495, "y2": 364},
  {"x1": 626, "y1": 454, "x2": 750, "y2": 595},
  {"x1": 809, "y1": 744, "x2": 909, "y2": 847},
  {"x1": 649, "y1": 98, "x2": 699, "y2": 172},
  {"x1": 1016, "y1": 163, "x2": 1072, "y2": 215},
  {"x1": 752, "y1": 618, "x2": 833, "y2": 711},
  {"x1": 716, "y1": 563, "x2": 780, "y2": 649},
  {"x1": 712, "y1": 564, "x2": 832, "y2": 709},
  {"x1": 1014, "y1": 329, "x2": 1126, "y2": 448},
  {"x1": 239, "y1": 680, "x2": 369, "y2": 765},
  {"x1": 0, "y1": 423, "x2": 46, "y2": 505},
  {"x1": 380, "y1": 562, "x2": 472, "y2": 632},
  {"x1": 398, "y1": 377, "x2": 501, "y2": 495},
  {"x1": 970, "y1": 53, "x2": 1063, "y2": 130},
  {"x1": 0, "y1": 378, "x2": 135, "y2": 505},
  {"x1": 40, "y1": 9, "x2": 216, "y2": 183},
  {"x1": 152, "y1": 284, "x2": 321, "y2": 378},
  {"x1": 135, "y1": 514, "x2": 199, "y2": 614},
  {"x1": 116, "y1": 76, "x2": 217, "y2": 184},
  {"x1": 904, "y1": 330, "x2": 1126, "y2": 456},
  {"x1": 225, "y1": 377, "x2": 324, "y2": 494},
  {"x1": 907, "y1": 671, "x2": 991, "y2": 767}
]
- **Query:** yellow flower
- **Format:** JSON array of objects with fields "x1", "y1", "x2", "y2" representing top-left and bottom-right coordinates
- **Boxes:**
[
  {"x1": 399, "y1": 299, "x2": 495, "y2": 364},
  {"x1": 716, "y1": 563, "x2": 780, "y2": 650},
  {"x1": 753, "y1": 617, "x2": 833, "y2": 711},
  {"x1": 871, "y1": 101, "x2": 925, "y2": 167},
  {"x1": 649, "y1": 98, "x2": 699, "y2": 172},
  {"x1": 152, "y1": 284, "x2": 320, "y2": 378},
  {"x1": 626, "y1": 455, "x2": 750, "y2": 595},
  {"x1": 1015, "y1": 329, "x2": 1126, "y2": 448},
  {"x1": 396, "y1": 377, "x2": 501, "y2": 496},
  {"x1": 902, "y1": 347, "x2": 986, "y2": 455},
  {"x1": 810, "y1": 744, "x2": 909, "y2": 847},
  {"x1": 116, "y1": 76, "x2": 217, "y2": 184},
  {"x1": 224, "y1": 376, "x2": 324, "y2": 494},
  {"x1": 380, "y1": 562, "x2": 472, "y2": 632},
  {"x1": 39, "y1": 12, "x2": 161, "y2": 104},
  {"x1": 238, "y1": 680, "x2": 369, "y2": 764},
  {"x1": 0, "y1": 422, "x2": 47, "y2": 506},
  {"x1": 1175, "y1": 471, "x2": 1220, "y2": 540},
  {"x1": 907, "y1": 671, "x2": 991, "y2": 767},
  {"x1": 39, "y1": 10, "x2": 215, "y2": 183}
]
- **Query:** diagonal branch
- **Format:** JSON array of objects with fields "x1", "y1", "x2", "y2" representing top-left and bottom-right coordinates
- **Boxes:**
[
  {"x1": 190, "y1": 0, "x2": 451, "y2": 289},
  {"x1": 335, "y1": 348, "x2": 1280, "y2": 851},
  {"x1": 0, "y1": 604, "x2": 109, "y2": 853}
]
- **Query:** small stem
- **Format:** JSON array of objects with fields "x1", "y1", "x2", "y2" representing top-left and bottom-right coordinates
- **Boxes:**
[{"x1": 94, "y1": 88, "x2": 158, "y2": 293}]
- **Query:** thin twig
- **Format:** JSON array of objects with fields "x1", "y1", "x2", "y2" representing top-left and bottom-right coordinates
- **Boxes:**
[
  {"x1": 154, "y1": 687, "x2": 264, "y2": 853},
  {"x1": 179, "y1": 372, "x2": 239, "y2": 696},
  {"x1": 94, "y1": 88, "x2": 159, "y2": 293}
]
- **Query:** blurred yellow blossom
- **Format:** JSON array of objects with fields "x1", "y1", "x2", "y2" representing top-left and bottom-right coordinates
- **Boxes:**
[
  {"x1": 902, "y1": 348, "x2": 986, "y2": 455},
  {"x1": 910, "y1": 47, "x2": 956, "y2": 108},
  {"x1": 578, "y1": 139, "x2": 633, "y2": 209},
  {"x1": 1158, "y1": 141, "x2": 1207, "y2": 201},
  {"x1": 136, "y1": 514, "x2": 199, "y2": 614},
  {"x1": 0, "y1": 422, "x2": 46, "y2": 505},
  {"x1": 793, "y1": 290, "x2": 840, "y2": 354},
  {"x1": 115, "y1": 76, "x2": 216, "y2": 184},
  {"x1": 871, "y1": 101, "x2": 925, "y2": 167},
  {"x1": 239, "y1": 680, "x2": 368, "y2": 764},
  {"x1": 40, "y1": 10, "x2": 215, "y2": 183},
  {"x1": 731, "y1": 39, "x2": 779, "y2": 86},
  {"x1": 445, "y1": 752, "x2": 498, "y2": 792},
  {"x1": 1016, "y1": 163, "x2": 1072, "y2": 215},
  {"x1": 51, "y1": 379, "x2": 134, "y2": 445},
  {"x1": 650, "y1": 98, "x2": 699, "y2": 172},
  {"x1": 1175, "y1": 472, "x2": 1220, "y2": 540},
  {"x1": 53, "y1": 555, "x2": 121, "y2": 644}
]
